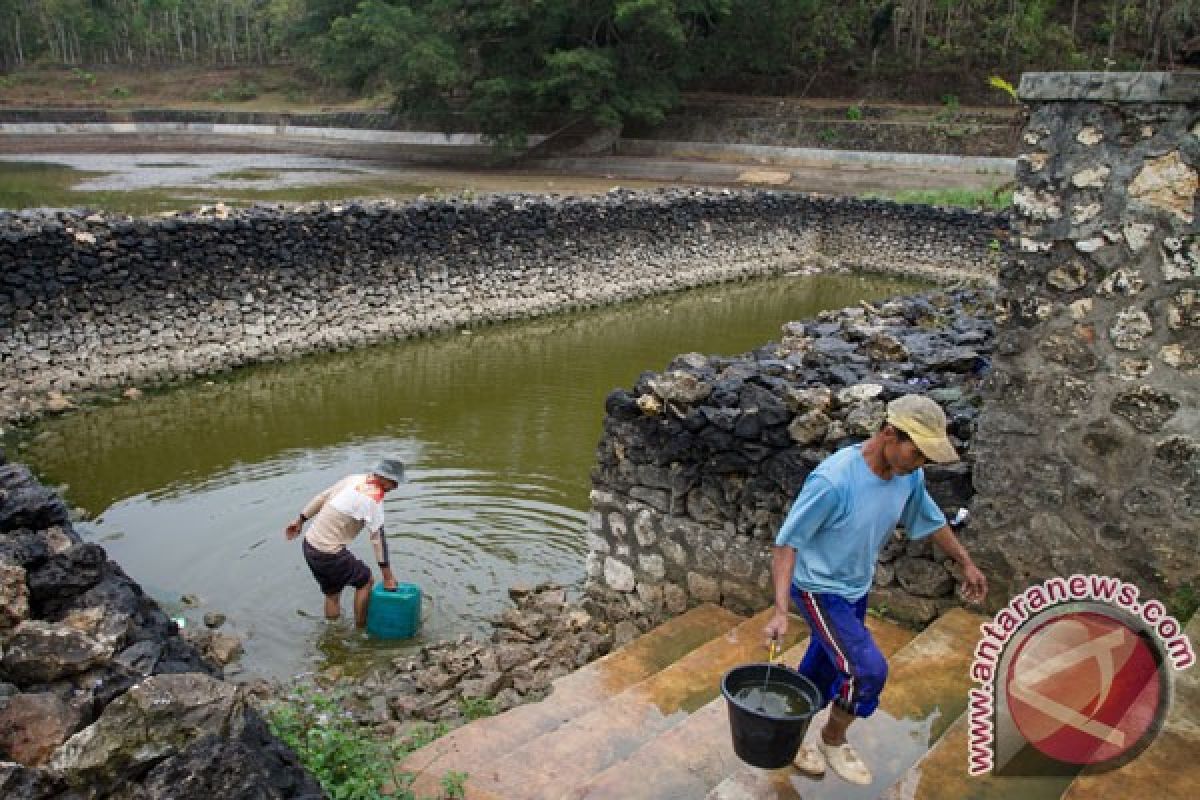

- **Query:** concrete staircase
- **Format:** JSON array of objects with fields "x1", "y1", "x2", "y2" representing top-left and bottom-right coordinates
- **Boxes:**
[{"x1": 401, "y1": 605, "x2": 1199, "y2": 799}]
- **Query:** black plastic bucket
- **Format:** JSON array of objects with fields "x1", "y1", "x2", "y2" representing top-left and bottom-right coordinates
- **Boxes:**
[{"x1": 721, "y1": 663, "x2": 821, "y2": 769}]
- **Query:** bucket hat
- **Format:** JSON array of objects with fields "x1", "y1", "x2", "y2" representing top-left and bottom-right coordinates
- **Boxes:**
[
  {"x1": 886, "y1": 395, "x2": 959, "y2": 464},
  {"x1": 370, "y1": 459, "x2": 406, "y2": 485}
]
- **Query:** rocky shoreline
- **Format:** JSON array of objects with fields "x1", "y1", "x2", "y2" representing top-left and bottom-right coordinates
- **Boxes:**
[{"x1": 0, "y1": 458, "x2": 320, "y2": 798}]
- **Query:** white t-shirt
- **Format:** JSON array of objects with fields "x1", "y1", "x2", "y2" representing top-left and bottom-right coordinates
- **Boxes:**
[{"x1": 302, "y1": 474, "x2": 386, "y2": 554}]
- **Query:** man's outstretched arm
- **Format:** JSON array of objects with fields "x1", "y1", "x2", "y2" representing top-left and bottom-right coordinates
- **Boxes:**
[{"x1": 930, "y1": 526, "x2": 987, "y2": 603}]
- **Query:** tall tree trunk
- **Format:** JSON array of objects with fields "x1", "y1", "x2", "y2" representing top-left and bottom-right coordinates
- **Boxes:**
[
  {"x1": 1107, "y1": 0, "x2": 1121, "y2": 63},
  {"x1": 14, "y1": 14, "x2": 23, "y2": 65},
  {"x1": 1070, "y1": 0, "x2": 1080, "y2": 41},
  {"x1": 175, "y1": 9, "x2": 185, "y2": 61},
  {"x1": 1144, "y1": 0, "x2": 1166, "y2": 67},
  {"x1": 1002, "y1": 0, "x2": 1016, "y2": 58},
  {"x1": 912, "y1": 0, "x2": 927, "y2": 69},
  {"x1": 228, "y1": 4, "x2": 238, "y2": 64}
]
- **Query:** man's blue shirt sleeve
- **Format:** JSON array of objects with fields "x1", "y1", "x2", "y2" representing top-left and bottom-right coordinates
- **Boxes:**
[
  {"x1": 899, "y1": 472, "x2": 947, "y2": 540},
  {"x1": 774, "y1": 474, "x2": 839, "y2": 549}
]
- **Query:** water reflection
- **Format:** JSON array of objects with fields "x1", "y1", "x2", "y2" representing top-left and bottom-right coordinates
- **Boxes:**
[{"x1": 18, "y1": 273, "x2": 927, "y2": 677}]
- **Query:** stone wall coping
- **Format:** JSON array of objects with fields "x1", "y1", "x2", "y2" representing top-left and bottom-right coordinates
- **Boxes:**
[{"x1": 1018, "y1": 71, "x2": 1200, "y2": 104}]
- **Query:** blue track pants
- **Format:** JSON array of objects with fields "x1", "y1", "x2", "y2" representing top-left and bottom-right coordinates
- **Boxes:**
[{"x1": 790, "y1": 586, "x2": 888, "y2": 718}]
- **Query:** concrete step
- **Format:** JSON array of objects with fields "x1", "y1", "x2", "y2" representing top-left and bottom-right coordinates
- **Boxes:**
[
  {"x1": 706, "y1": 608, "x2": 986, "y2": 800},
  {"x1": 1060, "y1": 611, "x2": 1200, "y2": 797},
  {"x1": 574, "y1": 613, "x2": 916, "y2": 800},
  {"x1": 403, "y1": 602, "x2": 744, "y2": 796},
  {"x1": 467, "y1": 607, "x2": 806, "y2": 799}
]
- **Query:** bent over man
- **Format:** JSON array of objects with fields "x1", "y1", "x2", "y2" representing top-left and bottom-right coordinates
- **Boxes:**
[
  {"x1": 763, "y1": 394, "x2": 987, "y2": 785},
  {"x1": 285, "y1": 459, "x2": 405, "y2": 627}
]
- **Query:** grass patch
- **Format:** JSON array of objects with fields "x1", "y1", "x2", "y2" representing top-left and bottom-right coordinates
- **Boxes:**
[
  {"x1": 866, "y1": 187, "x2": 1012, "y2": 211},
  {"x1": 0, "y1": 161, "x2": 198, "y2": 215},
  {"x1": 267, "y1": 684, "x2": 462, "y2": 799},
  {"x1": 212, "y1": 169, "x2": 283, "y2": 181},
  {"x1": 0, "y1": 160, "x2": 114, "y2": 210},
  {"x1": 208, "y1": 180, "x2": 440, "y2": 205}
]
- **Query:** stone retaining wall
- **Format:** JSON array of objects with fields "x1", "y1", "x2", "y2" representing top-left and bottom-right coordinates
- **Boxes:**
[
  {"x1": 1, "y1": 190, "x2": 1002, "y2": 422},
  {"x1": 969, "y1": 73, "x2": 1199, "y2": 605}
]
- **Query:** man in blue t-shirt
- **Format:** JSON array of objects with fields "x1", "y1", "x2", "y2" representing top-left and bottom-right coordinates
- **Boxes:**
[{"x1": 763, "y1": 394, "x2": 987, "y2": 785}]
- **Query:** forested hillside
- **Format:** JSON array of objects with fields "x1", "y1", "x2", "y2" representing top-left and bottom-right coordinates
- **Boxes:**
[{"x1": 2, "y1": 1, "x2": 1198, "y2": 142}]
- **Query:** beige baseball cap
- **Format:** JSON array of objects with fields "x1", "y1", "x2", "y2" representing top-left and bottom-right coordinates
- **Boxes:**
[{"x1": 886, "y1": 394, "x2": 959, "y2": 463}]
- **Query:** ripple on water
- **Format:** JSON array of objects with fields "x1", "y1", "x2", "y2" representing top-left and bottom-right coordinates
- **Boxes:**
[{"x1": 82, "y1": 447, "x2": 587, "y2": 678}]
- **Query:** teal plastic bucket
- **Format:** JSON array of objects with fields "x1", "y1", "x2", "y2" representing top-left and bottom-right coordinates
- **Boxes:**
[{"x1": 366, "y1": 582, "x2": 422, "y2": 639}]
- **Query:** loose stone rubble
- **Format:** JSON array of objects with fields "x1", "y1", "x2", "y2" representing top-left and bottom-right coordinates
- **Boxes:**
[{"x1": 272, "y1": 582, "x2": 635, "y2": 734}]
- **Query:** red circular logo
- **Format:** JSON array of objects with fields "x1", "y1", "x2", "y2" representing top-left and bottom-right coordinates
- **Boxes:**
[{"x1": 1004, "y1": 609, "x2": 1166, "y2": 767}]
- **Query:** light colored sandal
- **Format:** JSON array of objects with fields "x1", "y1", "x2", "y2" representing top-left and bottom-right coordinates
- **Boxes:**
[
  {"x1": 817, "y1": 740, "x2": 873, "y2": 785},
  {"x1": 793, "y1": 744, "x2": 826, "y2": 776}
]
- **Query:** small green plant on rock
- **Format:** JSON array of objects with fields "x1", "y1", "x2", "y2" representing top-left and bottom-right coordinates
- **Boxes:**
[
  {"x1": 846, "y1": 105, "x2": 863, "y2": 121},
  {"x1": 458, "y1": 695, "x2": 497, "y2": 721},
  {"x1": 440, "y1": 772, "x2": 467, "y2": 799},
  {"x1": 817, "y1": 127, "x2": 839, "y2": 144}
]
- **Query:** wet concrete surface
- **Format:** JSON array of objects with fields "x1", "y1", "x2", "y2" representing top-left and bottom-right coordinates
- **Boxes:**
[
  {"x1": 0, "y1": 151, "x2": 383, "y2": 190},
  {"x1": 0, "y1": 133, "x2": 1011, "y2": 198}
]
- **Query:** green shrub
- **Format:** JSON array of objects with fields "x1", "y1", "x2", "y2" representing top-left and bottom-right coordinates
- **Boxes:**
[
  {"x1": 230, "y1": 81, "x2": 259, "y2": 101},
  {"x1": 1167, "y1": 583, "x2": 1199, "y2": 623},
  {"x1": 845, "y1": 105, "x2": 863, "y2": 121},
  {"x1": 267, "y1": 684, "x2": 451, "y2": 800},
  {"x1": 109, "y1": 86, "x2": 132, "y2": 99},
  {"x1": 440, "y1": 772, "x2": 467, "y2": 799}
]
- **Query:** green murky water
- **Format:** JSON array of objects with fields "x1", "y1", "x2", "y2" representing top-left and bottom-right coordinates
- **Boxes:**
[
  {"x1": 15, "y1": 272, "x2": 926, "y2": 678},
  {"x1": 732, "y1": 682, "x2": 815, "y2": 717}
]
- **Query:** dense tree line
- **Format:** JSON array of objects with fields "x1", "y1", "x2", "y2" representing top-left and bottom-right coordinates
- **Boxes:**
[
  {"x1": 3, "y1": 1, "x2": 1199, "y2": 140},
  {"x1": 0, "y1": 0, "x2": 302, "y2": 67}
]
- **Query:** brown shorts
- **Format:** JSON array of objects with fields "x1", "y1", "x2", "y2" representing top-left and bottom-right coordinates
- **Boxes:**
[{"x1": 303, "y1": 539, "x2": 372, "y2": 596}]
